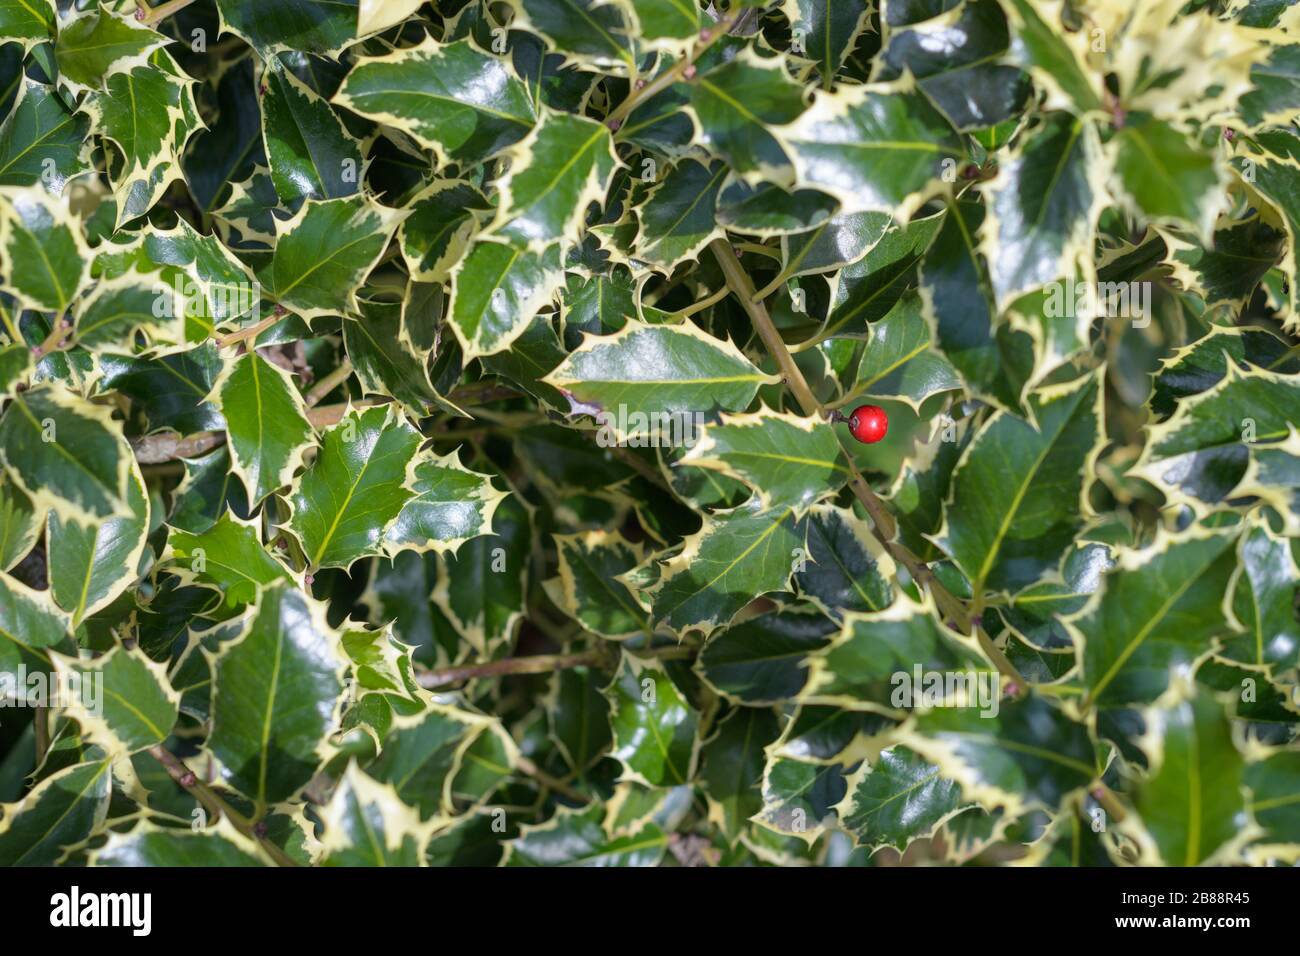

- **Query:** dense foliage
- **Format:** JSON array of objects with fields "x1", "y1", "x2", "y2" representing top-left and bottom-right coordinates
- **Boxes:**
[{"x1": 0, "y1": 0, "x2": 1298, "y2": 868}]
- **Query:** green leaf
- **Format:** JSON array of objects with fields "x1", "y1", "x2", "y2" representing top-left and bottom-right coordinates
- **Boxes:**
[
  {"x1": 53, "y1": 645, "x2": 179, "y2": 754},
  {"x1": 504, "y1": 802, "x2": 668, "y2": 865},
  {"x1": 320, "y1": 763, "x2": 430, "y2": 866},
  {"x1": 1111, "y1": 119, "x2": 1225, "y2": 239},
  {"x1": 47, "y1": 461, "x2": 149, "y2": 626},
  {"x1": 1001, "y1": 0, "x2": 1102, "y2": 113},
  {"x1": 207, "y1": 583, "x2": 346, "y2": 809},
  {"x1": 1246, "y1": 750, "x2": 1300, "y2": 856},
  {"x1": 696, "y1": 608, "x2": 835, "y2": 704},
  {"x1": 634, "y1": 158, "x2": 727, "y2": 269},
  {"x1": 212, "y1": 350, "x2": 314, "y2": 506},
  {"x1": 781, "y1": 0, "x2": 872, "y2": 84},
  {"x1": 261, "y1": 55, "x2": 364, "y2": 205},
  {"x1": 216, "y1": 0, "x2": 365, "y2": 55},
  {"x1": 648, "y1": 496, "x2": 804, "y2": 636},
  {"x1": 93, "y1": 821, "x2": 268, "y2": 866},
  {"x1": 901, "y1": 694, "x2": 1096, "y2": 814},
  {"x1": 366, "y1": 704, "x2": 515, "y2": 818},
  {"x1": 802, "y1": 598, "x2": 992, "y2": 711},
  {"x1": 549, "y1": 666, "x2": 613, "y2": 774},
  {"x1": 981, "y1": 112, "x2": 1101, "y2": 308},
  {"x1": 447, "y1": 238, "x2": 563, "y2": 359},
  {"x1": 1222, "y1": 517, "x2": 1300, "y2": 670},
  {"x1": 779, "y1": 79, "x2": 962, "y2": 217},
  {"x1": 383, "y1": 447, "x2": 505, "y2": 557},
  {"x1": 257, "y1": 195, "x2": 404, "y2": 319},
  {"x1": 288, "y1": 405, "x2": 422, "y2": 570},
  {"x1": 0, "y1": 79, "x2": 91, "y2": 192},
  {"x1": 166, "y1": 511, "x2": 291, "y2": 606},
  {"x1": 0, "y1": 758, "x2": 111, "y2": 866},
  {"x1": 690, "y1": 49, "x2": 805, "y2": 185},
  {"x1": 0, "y1": 186, "x2": 89, "y2": 313},
  {"x1": 937, "y1": 370, "x2": 1103, "y2": 594},
  {"x1": 606, "y1": 655, "x2": 699, "y2": 786},
  {"x1": 849, "y1": 289, "x2": 960, "y2": 409},
  {"x1": 0, "y1": 0, "x2": 54, "y2": 50},
  {"x1": 1070, "y1": 527, "x2": 1238, "y2": 709},
  {"x1": 837, "y1": 745, "x2": 964, "y2": 852},
  {"x1": 699, "y1": 705, "x2": 781, "y2": 841},
  {"x1": 794, "y1": 503, "x2": 894, "y2": 615},
  {"x1": 333, "y1": 37, "x2": 536, "y2": 164},
  {"x1": 507, "y1": 0, "x2": 638, "y2": 74},
  {"x1": 492, "y1": 111, "x2": 618, "y2": 250},
  {"x1": 680, "y1": 405, "x2": 846, "y2": 511},
  {"x1": 398, "y1": 179, "x2": 491, "y2": 282},
  {"x1": 546, "y1": 529, "x2": 652, "y2": 640},
  {"x1": 0, "y1": 473, "x2": 38, "y2": 571},
  {"x1": 543, "y1": 319, "x2": 775, "y2": 435},
  {"x1": 1123, "y1": 685, "x2": 1248, "y2": 865},
  {"x1": 54, "y1": 6, "x2": 164, "y2": 91},
  {"x1": 0, "y1": 569, "x2": 70, "y2": 681},
  {"x1": 0, "y1": 384, "x2": 130, "y2": 520}
]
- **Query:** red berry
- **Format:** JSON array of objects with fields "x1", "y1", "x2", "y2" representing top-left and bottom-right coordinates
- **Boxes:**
[{"x1": 847, "y1": 404, "x2": 888, "y2": 444}]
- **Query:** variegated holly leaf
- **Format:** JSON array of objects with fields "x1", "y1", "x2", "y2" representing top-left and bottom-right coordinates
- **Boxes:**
[
  {"x1": 319, "y1": 763, "x2": 431, "y2": 866},
  {"x1": 0, "y1": 384, "x2": 131, "y2": 520},
  {"x1": 504, "y1": 802, "x2": 668, "y2": 865},
  {"x1": 365, "y1": 704, "x2": 516, "y2": 818},
  {"x1": 699, "y1": 704, "x2": 781, "y2": 841},
  {"x1": 0, "y1": 79, "x2": 92, "y2": 193},
  {"x1": 53, "y1": 645, "x2": 179, "y2": 755},
  {"x1": 778, "y1": 79, "x2": 962, "y2": 218},
  {"x1": 0, "y1": 758, "x2": 111, "y2": 866},
  {"x1": 1121, "y1": 685, "x2": 1250, "y2": 866},
  {"x1": 605, "y1": 655, "x2": 698, "y2": 787},
  {"x1": 1110, "y1": 118, "x2": 1226, "y2": 241},
  {"x1": 545, "y1": 529, "x2": 652, "y2": 640},
  {"x1": 843, "y1": 290, "x2": 961, "y2": 410},
  {"x1": 491, "y1": 111, "x2": 618, "y2": 250},
  {"x1": 544, "y1": 320, "x2": 775, "y2": 438},
  {"x1": 0, "y1": 569, "x2": 70, "y2": 680},
  {"x1": 211, "y1": 350, "x2": 314, "y2": 506},
  {"x1": 634, "y1": 158, "x2": 727, "y2": 269},
  {"x1": 679, "y1": 405, "x2": 845, "y2": 511},
  {"x1": 507, "y1": 0, "x2": 638, "y2": 74},
  {"x1": 0, "y1": 0, "x2": 54, "y2": 52},
  {"x1": 900, "y1": 694, "x2": 1096, "y2": 814},
  {"x1": 802, "y1": 597, "x2": 992, "y2": 712},
  {"x1": 54, "y1": 6, "x2": 164, "y2": 91},
  {"x1": 447, "y1": 238, "x2": 563, "y2": 359},
  {"x1": 795, "y1": 503, "x2": 894, "y2": 615},
  {"x1": 165, "y1": 511, "x2": 291, "y2": 606},
  {"x1": 216, "y1": 0, "x2": 367, "y2": 56},
  {"x1": 0, "y1": 186, "x2": 90, "y2": 314},
  {"x1": 980, "y1": 111, "x2": 1101, "y2": 308},
  {"x1": 647, "y1": 495, "x2": 805, "y2": 636},
  {"x1": 334, "y1": 37, "x2": 537, "y2": 164},
  {"x1": 1246, "y1": 750, "x2": 1300, "y2": 858},
  {"x1": 289, "y1": 405, "x2": 422, "y2": 571},
  {"x1": 836, "y1": 745, "x2": 964, "y2": 852},
  {"x1": 384, "y1": 447, "x2": 505, "y2": 557},
  {"x1": 936, "y1": 370, "x2": 1103, "y2": 595},
  {"x1": 0, "y1": 474, "x2": 39, "y2": 571},
  {"x1": 257, "y1": 195, "x2": 404, "y2": 319},
  {"x1": 696, "y1": 607, "x2": 835, "y2": 704},
  {"x1": 1132, "y1": 365, "x2": 1300, "y2": 507},
  {"x1": 1150, "y1": 325, "x2": 1296, "y2": 419},
  {"x1": 399, "y1": 180, "x2": 491, "y2": 283},
  {"x1": 46, "y1": 459, "x2": 149, "y2": 626},
  {"x1": 260, "y1": 55, "x2": 364, "y2": 205},
  {"x1": 1069, "y1": 527, "x2": 1238, "y2": 709},
  {"x1": 208, "y1": 583, "x2": 347, "y2": 810},
  {"x1": 1222, "y1": 517, "x2": 1300, "y2": 671},
  {"x1": 1000, "y1": 0, "x2": 1103, "y2": 113},
  {"x1": 92, "y1": 820, "x2": 269, "y2": 866}
]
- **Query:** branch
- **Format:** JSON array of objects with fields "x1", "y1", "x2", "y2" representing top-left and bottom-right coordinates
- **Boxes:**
[
  {"x1": 304, "y1": 358, "x2": 353, "y2": 407},
  {"x1": 606, "y1": 14, "x2": 737, "y2": 129},
  {"x1": 147, "y1": 745, "x2": 300, "y2": 866},
  {"x1": 415, "y1": 644, "x2": 696, "y2": 688},
  {"x1": 708, "y1": 239, "x2": 1026, "y2": 686}
]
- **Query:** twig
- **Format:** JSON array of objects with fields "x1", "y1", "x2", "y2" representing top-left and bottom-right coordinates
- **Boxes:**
[
  {"x1": 708, "y1": 239, "x2": 1015, "y2": 674},
  {"x1": 606, "y1": 14, "x2": 737, "y2": 129},
  {"x1": 214, "y1": 310, "x2": 283, "y2": 350},
  {"x1": 147, "y1": 745, "x2": 300, "y2": 866},
  {"x1": 417, "y1": 649, "x2": 611, "y2": 688},
  {"x1": 137, "y1": 0, "x2": 199, "y2": 26},
  {"x1": 304, "y1": 359, "x2": 352, "y2": 407},
  {"x1": 33, "y1": 707, "x2": 48, "y2": 766},
  {"x1": 515, "y1": 755, "x2": 591, "y2": 805}
]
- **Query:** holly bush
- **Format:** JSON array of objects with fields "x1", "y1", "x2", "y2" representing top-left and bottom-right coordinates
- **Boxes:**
[{"x1": 0, "y1": 0, "x2": 1298, "y2": 870}]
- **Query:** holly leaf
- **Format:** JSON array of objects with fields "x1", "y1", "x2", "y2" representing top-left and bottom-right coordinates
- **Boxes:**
[
  {"x1": 207, "y1": 584, "x2": 347, "y2": 809},
  {"x1": 211, "y1": 350, "x2": 314, "y2": 506},
  {"x1": 605, "y1": 655, "x2": 699, "y2": 787},
  {"x1": 288, "y1": 405, "x2": 422, "y2": 570}
]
